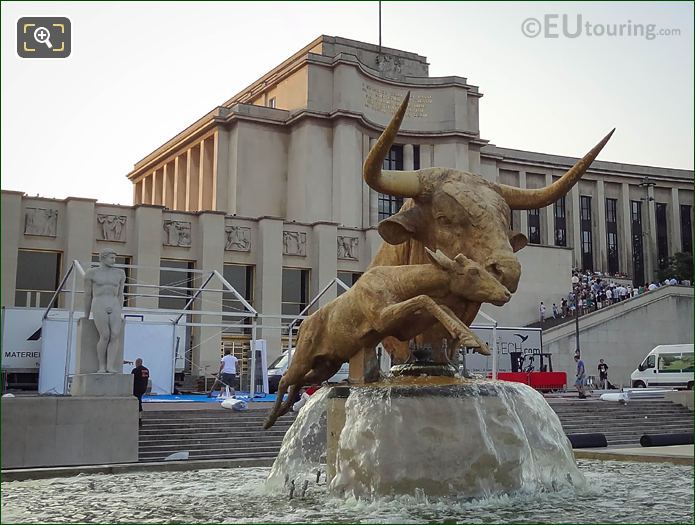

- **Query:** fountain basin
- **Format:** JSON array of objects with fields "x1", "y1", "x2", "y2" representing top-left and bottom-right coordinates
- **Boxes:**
[{"x1": 326, "y1": 379, "x2": 584, "y2": 498}]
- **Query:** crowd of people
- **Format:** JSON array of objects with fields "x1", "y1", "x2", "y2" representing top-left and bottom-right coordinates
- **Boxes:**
[{"x1": 538, "y1": 269, "x2": 690, "y2": 323}]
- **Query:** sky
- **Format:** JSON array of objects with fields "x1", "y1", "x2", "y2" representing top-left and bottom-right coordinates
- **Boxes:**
[{"x1": 2, "y1": 1, "x2": 693, "y2": 206}]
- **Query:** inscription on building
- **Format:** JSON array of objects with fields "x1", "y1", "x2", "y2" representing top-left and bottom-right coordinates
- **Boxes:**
[
  {"x1": 363, "y1": 83, "x2": 432, "y2": 118},
  {"x1": 283, "y1": 231, "x2": 306, "y2": 256},
  {"x1": 163, "y1": 221, "x2": 191, "y2": 247},
  {"x1": 225, "y1": 226, "x2": 251, "y2": 252},
  {"x1": 24, "y1": 207, "x2": 58, "y2": 237},
  {"x1": 97, "y1": 214, "x2": 127, "y2": 242}
]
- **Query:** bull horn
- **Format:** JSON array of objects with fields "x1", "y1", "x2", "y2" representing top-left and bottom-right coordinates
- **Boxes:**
[
  {"x1": 497, "y1": 129, "x2": 615, "y2": 210},
  {"x1": 363, "y1": 92, "x2": 421, "y2": 198}
]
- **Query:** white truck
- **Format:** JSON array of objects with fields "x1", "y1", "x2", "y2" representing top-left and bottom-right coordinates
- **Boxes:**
[{"x1": 630, "y1": 344, "x2": 694, "y2": 390}]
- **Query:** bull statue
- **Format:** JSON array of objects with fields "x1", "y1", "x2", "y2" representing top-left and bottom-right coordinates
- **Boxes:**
[
  {"x1": 264, "y1": 249, "x2": 512, "y2": 429},
  {"x1": 364, "y1": 92, "x2": 614, "y2": 363}
]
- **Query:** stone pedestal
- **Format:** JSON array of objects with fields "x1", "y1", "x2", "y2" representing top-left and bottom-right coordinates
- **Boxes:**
[
  {"x1": 348, "y1": 348, "x2": 379, "y2": 383},
  {"x1": 76, "y1": 317, "x2": 124, "y2": 374},
  {"x1": 73, "y1": 318, "x2": 131, "y2": 397},
  {"x1": 1, "y1": 396, "x2": 138, "y2": 469},
  {"x1": 71, "y1": 373, "x2": 133, "y2": 397}
]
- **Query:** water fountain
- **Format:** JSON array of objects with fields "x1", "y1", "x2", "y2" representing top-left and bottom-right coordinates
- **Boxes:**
[{"x1": 263, "y1": 92, "x2": 614, "y2": 500}]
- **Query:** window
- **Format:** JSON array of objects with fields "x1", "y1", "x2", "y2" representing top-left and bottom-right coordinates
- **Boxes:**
[
  {"x1": 159, "y1": 259, "x2": 195, "y2": 310},
  {"x1": 378, "y1": 145, "x2": 404, "y2": 221},
  {"x1": 605, "y1": 198, "x2": 618, "y2": 223},
  {"x1": 554, "y1": 197, "x2": 566, "y2": 247},
  {"x1": 282, "y1": 268, "x2": 309, "y2": 316},
  {"x1": 267, "y1": 97, "x2": 276, "y2": 109},
  {"x1": 15, "y1": 250, "x2": 62, "y2": 307},
  {"x1": 644, "y1": 354, "x2": 655, "y2": 369},
  {"x1": 337, "y1": 271, "x2": 362, "y2": 296},
  {"x1": 580, "y1": 196, "x2": 593, "y2": 271},
  {"x1": 413, "y1": 145, "x2": 421, "y2": 170},
  {"x1": 658, "y1": 353, "x2": 683, "y2": 373},
  {"x1": 655, "y1": 203, "x2": 669, "y2": 270},
  {"x1": 378, "y1": 195, "x2": 404, "y2": 222},
  {"x1": 528, "y1": 209, "x2": 541, "y2": 244},
  {"x1": 631, "y1": 200, "x2": 645, "y2": 287},
  {"x1": 680, "y1": 205, "x2": 693, "y2": 254},
  {"x1": 91, "y1": 254, "x2": 132, "y2": 306},
  {"x1": 221, "y1": 264, "x2": 254, "y2": 334},
  {"x1": 605, "y1": 199, "x2": 619, "y2": 274},
  {"x1": 607, "y1": 232, "x2": 619, "y2": 275}
]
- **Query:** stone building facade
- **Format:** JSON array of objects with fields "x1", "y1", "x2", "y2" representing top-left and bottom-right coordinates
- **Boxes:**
[{"x1": 2, "y1": 36, "x2": 692, "y2": 378}]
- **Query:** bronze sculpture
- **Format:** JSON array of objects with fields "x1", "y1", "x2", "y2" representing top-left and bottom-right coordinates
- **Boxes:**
[
  {"x1": 264, "y1": 92, "x2": 613, "y2": 429},
  {"x1": 364, "y1": 93, "x2": 614, "y2": 362},
  {"x1": 264, "y1": 249, "x2": 511, "y2": 429}
]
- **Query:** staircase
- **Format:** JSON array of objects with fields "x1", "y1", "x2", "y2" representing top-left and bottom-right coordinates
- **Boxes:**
[
  {"x1": 139, "y1": 399, "x2": 693, "y2": 461},
  {"x1": 549, "y1": 398, "x2": 694, "y2": 446},
  {"x1": 138, "y1": 409, "x2": 295, "y2": 462}
]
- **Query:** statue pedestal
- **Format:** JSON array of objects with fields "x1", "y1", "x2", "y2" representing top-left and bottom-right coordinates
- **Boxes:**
[
  {"x1": 72, "y1": 318, "x2": 131, "y2": 396},
  {"x1": 71, "y1": 373, "x2": 133, "y2": 397},
  {"x1": 2, "y1": 396, "x2": 138, "y2": 469}
]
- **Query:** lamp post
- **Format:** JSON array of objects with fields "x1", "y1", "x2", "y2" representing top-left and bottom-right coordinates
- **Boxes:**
[{"x1": 575, "y1": 302, "x2": 580, "y2": 356}]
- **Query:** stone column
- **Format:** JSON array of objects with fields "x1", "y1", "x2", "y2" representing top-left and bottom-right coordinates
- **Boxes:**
[
  {"x1": 455, "y1": 142, "x2": 469, "y2": 171},
  {"x1": 518, "y1": 171, "x2": 528, "y2": 239},
  {"x1": 1, "y1": 191, "x2": 23, "y2": 308},
  {"x1": 369, "y1": 138, "x2": 379, "y2": 227},
  {"x1": 174, "y1": 155, "x2": 187, "y2": 211},
  {"x1": 544, "y1": 174, "x2": 554, "y2": 245},
  {"x1": 362, "y1": 134, "x2": 371, "y2": 229},
  {"x1": 645, "y1": 184, "x2": 657, "y2": 282},
  {"x1": 366, "y1": 229, "x2": 383, "y2": 262},
  {"x1": 214, "y1": 128, "x2": 231, "y2": 213},
  {"x1": 64, "y1": 198, "x2": 97, "y2": 312},
  {"x1": 312, "y1": 222, "x2": 338, "y2": 308},
  {"x1": 403, "y1": 144, "x2": 414, "y2": 171},
  {"x1": 596, "y1": 180, "x2": 608, "y2": 272},
  {"x1": 332, "y1": 122, "x2": 363, "y2": 227},
  {"x1": 619, "y1": 183, "x2": 633, "y2": 276},
  {"x1": 670, "y1": 188, "x2": 682, "y2": 254},
  {"x1": 192, "y1": 211, "x2": 225, "y2": 376},
  {"x1": 132, "y1": 205, "x2": 163, "y2": 309},
  {"x1": 570, "y1": 184, "x2": 582, "y2": 268},
  {"x1": 256, "y1": 217, "x2": 283, "y2": 363},
  {"x1": 420, "y1": 145, "x2": 433, "y2": 169}
]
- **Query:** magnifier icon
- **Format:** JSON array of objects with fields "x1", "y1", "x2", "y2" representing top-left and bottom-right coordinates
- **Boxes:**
[{"x1": 33, "y1": 26, "x2": 53, "y2": 49}]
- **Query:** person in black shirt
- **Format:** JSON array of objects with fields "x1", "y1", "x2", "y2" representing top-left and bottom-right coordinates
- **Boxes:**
[
  {"x1": 597, "y1": 358, "x2": 609, "y2": 390},
  {"x1": 131, "y1": 358, "x2": 150, "y2": 413}
]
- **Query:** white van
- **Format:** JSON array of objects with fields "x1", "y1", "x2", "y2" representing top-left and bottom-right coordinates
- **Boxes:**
[
  {"x1": 267, "y1": 350, "x2": 349, "y2": 393},
  {"x1": 631, "y1": 344, "x2": 694, "y2": 390}
]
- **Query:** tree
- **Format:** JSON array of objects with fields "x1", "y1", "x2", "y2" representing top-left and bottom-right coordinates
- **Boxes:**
[{"x1": 656, "y1": 252, "x2": 694, "y2": 282}]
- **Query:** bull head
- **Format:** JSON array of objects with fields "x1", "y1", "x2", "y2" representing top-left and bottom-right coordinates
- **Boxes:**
[{"x1": 365, "y1": 92, "x2": 614, "y2": 293}]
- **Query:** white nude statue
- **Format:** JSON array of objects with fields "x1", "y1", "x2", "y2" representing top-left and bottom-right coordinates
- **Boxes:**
[{"x1": 84, "y1": 248, "x2": 126, "y2": 373}]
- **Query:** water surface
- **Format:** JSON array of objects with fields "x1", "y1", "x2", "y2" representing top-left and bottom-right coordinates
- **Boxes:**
[{"x1": 1, "y1": 460, "x2": 692, "y2": 524}]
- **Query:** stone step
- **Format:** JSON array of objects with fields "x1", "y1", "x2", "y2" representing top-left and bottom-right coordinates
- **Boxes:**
[
  {"x1": 138, "y1": 450, "x2": 281, "y2": 462},
  {"x1": 139, "y1": 436, "x2": 286, "y2": 446},
  {"x1": 560, "y1": 420, "x2": 693, "y2": 429},
  {"x1": 551, "y1": 405, "x2": 692, "y2": 413},
  {"x1": 140, "y1": 425, "x2": 290, "y2": 436},
  {"x1": 138, "y1": 445, "x2": 281, "y2": 460},
  {"x1": 139, "y1": 443, "x2": 285, "y2": 454},
  {"x1": 556, "y1": 412, "x2": 691, "y2": 420},
  {"x1": 139, "y1": 436, "x2": 286, "y2": 447}
]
